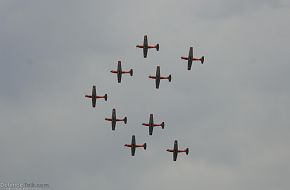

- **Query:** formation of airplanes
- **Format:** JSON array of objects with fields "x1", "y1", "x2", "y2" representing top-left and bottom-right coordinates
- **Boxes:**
[{"x1": 85, "y1": 35, "x2": 204, "y2": 161}]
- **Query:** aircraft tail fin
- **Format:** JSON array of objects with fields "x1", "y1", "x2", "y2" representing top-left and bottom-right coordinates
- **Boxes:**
[
  {"x1": 124, "y1": 117, "x2": 127, "y2": 124},
  {"x1": 161, "y1": 122, "x2": 165, "y2": 129},
  {"x1": 104, "y1": 94, "x2": 108, "y2": 101},
  {"x1": 186, "y1": 148, "x2": 189, "y2": 155},
  {"x1": 201, "y1": 56, "x2": 204, "y2": 64},
  {"x1": 130, "y1": 69, "x2": 133, "y2": 76},
  {"x1": 156, "y1": 44, "x2": 159, "y2": 51},
  {"x1": 143, "y1": 143, "x2": 147, "y2": 150},
  {"x1": 168, "y1": 75, "x2": 172, "y2": 82}
]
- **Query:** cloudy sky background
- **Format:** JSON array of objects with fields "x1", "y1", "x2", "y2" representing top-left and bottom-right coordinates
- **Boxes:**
[{"x1": 1, "y1": 0, "x2": 290, "y2": 189}]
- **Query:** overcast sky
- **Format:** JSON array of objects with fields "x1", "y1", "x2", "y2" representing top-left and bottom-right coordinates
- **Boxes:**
[{"x1": 1, "y1": 0, "x2": 290, "y2": 190}]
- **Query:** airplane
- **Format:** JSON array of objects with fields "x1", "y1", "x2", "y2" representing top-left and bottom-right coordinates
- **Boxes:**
[
  {"x1": 181, "y1": 47, "x2": 204, "y2": 70},
  {"x1": 110, "y1": 61, "x2": 133, "y2": 83},
  {"x1": 142, "y1": 114, "x2": 164, "y2": 135},
  {"x1": 105, "y1": 108, "x2": 127, "y2": 131},
  {"x1": 166, "y1": 140, "x2": 189, "y2": 161},
  {"x1": 124, "y1": 135, "x2": 146, "y2": 156},
  {"x1": 84, "y1": 85, "x2": 107, "y2": 107},
  {"x1": 149, "y1": 66, "x2": 171, "y2": 89},
  {"x1": 136, "y1": 35, "x2": 159, "y2": 58}
]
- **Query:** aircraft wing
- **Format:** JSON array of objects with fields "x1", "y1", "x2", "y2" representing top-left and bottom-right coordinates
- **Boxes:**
[
  {"x1": 156, "y1": 78, "x2": 160, "y2": 89},
  {"x1": 149, "y1": 126, "x2": 153, "y2": 135},
  {"x1": 143, "y1": 48, "x2": 148, "y2": 58},
  {"x1": 112, "y1": 109, "x2": 116, "y2": 120},
  {"x1": 131, "y1": 146, "x2": 136, "y2": 156},
  {"x1": 143, "y1": 36, "x2": 148, "y2": 58},
  {"x1": 117, "y1": 73, "x2": 122, "y2": 83},
  {"x1": 155, "y1": 66, "x2": 160, "y2": 89},
  {"x1": 92, "y1": 86, "x2": 96, "y2": 107},
  {"x1": 117, "y1": 61, "x2": 122, "y2": 83},
  {"x1": 189, "y1": 47, "x2": 193, "y2": 58},
  {"x1": 131, "y1": 135, "x2": 136, "y2": 156},
  {"x1": 149, "y1": 114, "x2": 154, "y2": 125},
  {"x1": 188, "y1": 59, "x2": 193, "y2": 70},
  {"x1": 92, "y1": 85, "x2": 96, "y2": 96},
  {"x1": 131, "y1": 135, "x2": 136, "y2": 145},
  {"x1": 188, "y1": 47, "x2": 193, "y2": 70},
  {"x1": 112, "y1": 120, "x2": 116, "y2": 131},
  {"x1": 149, "y1": 114, "x2": 154, "y2": 135},
  {"x1": 173, "y1": 151, "x2": 178, "y2": 161},
  {"x1": 92, "y1": 97, "x2": 96, "y2": 108}
]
